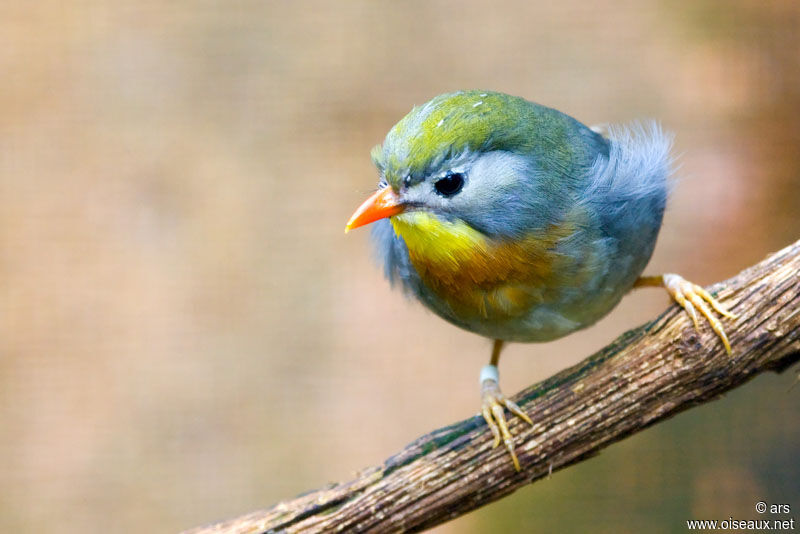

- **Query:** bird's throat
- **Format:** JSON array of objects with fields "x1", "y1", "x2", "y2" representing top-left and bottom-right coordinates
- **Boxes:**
[{"x1": 390, "y1": 211, "x2": 487, "y2": 268}]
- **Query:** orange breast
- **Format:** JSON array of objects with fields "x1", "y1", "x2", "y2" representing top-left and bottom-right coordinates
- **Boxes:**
[{"x1": 395, "y1": 214, "x2": 578, "y2": 322}]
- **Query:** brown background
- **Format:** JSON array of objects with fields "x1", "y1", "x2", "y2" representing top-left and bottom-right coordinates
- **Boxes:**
[{"x1": 1, "y1": 1, "x2": 798, "y2": 532}]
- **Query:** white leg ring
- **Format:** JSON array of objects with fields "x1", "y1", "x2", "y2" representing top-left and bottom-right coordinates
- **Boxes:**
[{"x1": 479, "y1": 364, "x2": 499, "y2": 385}]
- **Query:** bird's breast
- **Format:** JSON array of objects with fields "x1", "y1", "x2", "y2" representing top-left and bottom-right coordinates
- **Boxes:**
[{"x1": 390, "y1": 211, "x2": 579, "y2": 323}]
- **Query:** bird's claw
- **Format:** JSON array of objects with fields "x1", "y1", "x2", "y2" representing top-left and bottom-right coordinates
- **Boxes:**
[
  {"x1": 662, "y1": 273, "x2": 737, "y2": 355},
  {"x1": 480, "y1": 379, "x2": 532, "y2": 471}
]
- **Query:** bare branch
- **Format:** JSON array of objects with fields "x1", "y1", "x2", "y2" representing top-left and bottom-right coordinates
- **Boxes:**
[{"x1": 185, "y1": 239, "x2": 800, "y2": 534}]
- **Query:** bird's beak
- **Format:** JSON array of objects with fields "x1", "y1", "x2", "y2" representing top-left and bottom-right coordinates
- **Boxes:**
[{"x1": 344, "y1": 187, "x2": 405, "y2": 233}]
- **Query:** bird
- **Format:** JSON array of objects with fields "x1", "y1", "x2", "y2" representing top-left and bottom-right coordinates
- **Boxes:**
[{"x1": 344, "y1": 90, "x2": 736, "y2": 471}]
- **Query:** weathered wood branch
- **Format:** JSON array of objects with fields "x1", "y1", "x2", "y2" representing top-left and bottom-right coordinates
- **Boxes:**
[{"x1": 185, "y1": 240, "x2": 800, "y2": 534}]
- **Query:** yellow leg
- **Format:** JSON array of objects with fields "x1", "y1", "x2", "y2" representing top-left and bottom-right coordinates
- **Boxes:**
[
  {"x1": 634, "y1": 273, "x2": 738, "y2": 354},
  {"x1": 480, "y1": 339, "x2": 533, "y2": 471}
]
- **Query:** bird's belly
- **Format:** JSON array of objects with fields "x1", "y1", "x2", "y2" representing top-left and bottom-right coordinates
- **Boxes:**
[
  {"x1": 401, "y1": 228, "x2": 639, "y2": 342},
  {"x1": 386, "y1": 211, "x2": 652, "y2": 343},
  {"x1": 407, "y1": 257, "x2": 630, "y2": 343},
  {"x1": 467, "y1": 285, "x2": 625, "y2": 341},
  {"x1": 416, "y1": 275, "x2": 627, "y2": 343}
]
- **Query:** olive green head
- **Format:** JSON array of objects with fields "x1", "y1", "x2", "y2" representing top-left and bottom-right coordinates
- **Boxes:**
[{"x1": 372, "y1": 90, "x2": 606, "y2": 189}]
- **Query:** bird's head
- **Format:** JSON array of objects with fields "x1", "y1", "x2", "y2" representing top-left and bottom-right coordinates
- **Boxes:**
[{"x1": 345, "y1": 90, "x2": 606, "y2": 239}]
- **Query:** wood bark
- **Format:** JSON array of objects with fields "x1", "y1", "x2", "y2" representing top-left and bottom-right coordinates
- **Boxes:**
[{"x1": 185, "y1": 239, "x2": 800, "y2": 534}]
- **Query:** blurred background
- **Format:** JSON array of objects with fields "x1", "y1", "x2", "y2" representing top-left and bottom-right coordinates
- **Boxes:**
[{"x1": 1, "y1": 1, "x2": 798, "y2": 532}]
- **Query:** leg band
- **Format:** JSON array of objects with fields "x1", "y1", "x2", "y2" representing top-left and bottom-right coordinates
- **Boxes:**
[{"x1": 479, "y1": 364, "x2": 499, "y2": 385}]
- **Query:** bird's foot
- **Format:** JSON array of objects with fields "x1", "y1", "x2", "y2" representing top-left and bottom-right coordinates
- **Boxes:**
[
  {"x1": 637, "y1": 273, "x2": 737, "y2": 354},
  {"x1": 479, "y1": 365, "x2": 533, "y2": 471}
]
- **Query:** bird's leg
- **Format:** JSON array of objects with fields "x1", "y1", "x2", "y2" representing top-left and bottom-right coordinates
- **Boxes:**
[
  {"x1": 480, "y1": 339, "x2": 533, "y2": 471},
  {"x1": 633, "y1": 273, "x2": 737, "y2": 354}
]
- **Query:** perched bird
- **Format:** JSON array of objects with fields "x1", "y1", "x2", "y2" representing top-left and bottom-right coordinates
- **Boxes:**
[{"x1": 345, "y1": 90, "x2": 735, "y2": 470}]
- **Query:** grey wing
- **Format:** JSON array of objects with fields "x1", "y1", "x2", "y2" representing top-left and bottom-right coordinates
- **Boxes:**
[{"x1": 581, "y1": 120, "x2": 673, "y2": 289}]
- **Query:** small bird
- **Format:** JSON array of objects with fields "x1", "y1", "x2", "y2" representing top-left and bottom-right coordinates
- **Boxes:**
[{"x1": 345, "y1": 90, "x2": 735, "y2": 470}]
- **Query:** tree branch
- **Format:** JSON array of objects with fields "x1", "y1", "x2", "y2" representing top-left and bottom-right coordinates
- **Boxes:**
[{"x1": 185, "y1": 239, "x2": 800, "y2": 534}]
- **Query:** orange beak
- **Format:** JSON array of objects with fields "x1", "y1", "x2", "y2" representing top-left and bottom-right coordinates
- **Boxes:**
[{"x1": 345, "y1": 187, "x2": 405, "y2": 233}]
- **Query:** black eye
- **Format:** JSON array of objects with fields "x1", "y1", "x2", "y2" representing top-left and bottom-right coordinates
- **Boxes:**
[{"x1": 434, "y1": 171, "x2": 465, "y2": 197}]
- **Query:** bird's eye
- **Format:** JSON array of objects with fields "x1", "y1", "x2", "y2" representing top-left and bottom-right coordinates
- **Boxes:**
[{"x1": 434, "y1": 171, "x2": 465, "y2": 197}]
